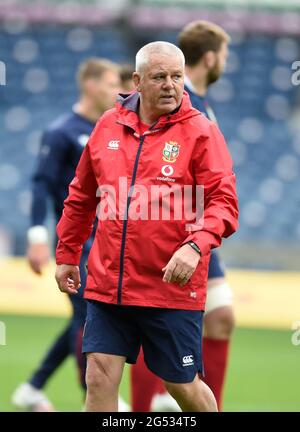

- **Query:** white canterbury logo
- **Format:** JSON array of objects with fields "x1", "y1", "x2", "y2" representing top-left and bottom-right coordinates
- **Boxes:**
[
  {"x1": 107, "y1": 140, "x2": 120, "y2": 150},
  {"x1": 182, "y1": 355, "x2": 194, "y2": 366}
]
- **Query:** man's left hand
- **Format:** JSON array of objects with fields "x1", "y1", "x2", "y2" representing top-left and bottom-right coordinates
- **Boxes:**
[{"x1": 162, "y1": 243, "x2": 201, "y2": 287}]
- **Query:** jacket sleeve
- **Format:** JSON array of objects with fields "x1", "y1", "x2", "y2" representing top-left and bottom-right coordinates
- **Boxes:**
[
  {"x1": 55, "y1": 138, "x2": 98, "y2": 266},
  {"x1": 31, "y1": 128, "x2": 69, "y2": 226},
  {"x1": 183, "y1": 122, "x2": 239, "y2": 256}
]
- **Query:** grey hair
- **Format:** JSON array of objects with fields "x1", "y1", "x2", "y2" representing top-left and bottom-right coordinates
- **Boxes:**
[{"x1": 135, "y1": 41, "x2": 185, "y2": 73}]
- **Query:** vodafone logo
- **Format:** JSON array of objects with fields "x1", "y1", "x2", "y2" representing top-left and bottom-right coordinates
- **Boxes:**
[
  {"x1": 161, "y1": 165, "x2": 174, "y2": 177},
  {"x1": 156, "y1": 164, "x2": 176, "y2": 182}
]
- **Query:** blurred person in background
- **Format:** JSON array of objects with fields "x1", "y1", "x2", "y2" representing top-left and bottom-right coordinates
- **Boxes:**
[
  {"x1": 131, "y1": 21, "x2": 234, "y2": 412},
  {"x1": 11, "y1": 58, "x2": 127, "y2": 411},
  {"x1": 120, "y1": 64, "x2": 136, "y2": 93}
]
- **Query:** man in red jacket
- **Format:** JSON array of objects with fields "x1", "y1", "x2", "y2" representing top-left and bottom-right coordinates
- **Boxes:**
[
  {"x1": 55, "y1": 41, "x2": 238, "y2": 412},
  {"x1": 132, "y1": 21, "x2": 235, "y2": 412}
]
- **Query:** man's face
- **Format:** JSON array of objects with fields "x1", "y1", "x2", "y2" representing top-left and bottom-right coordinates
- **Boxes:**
[
  {"x1": 207, "y1": 41, "x2": 228, "y2": 85},
  {"x1": 87, "y1": 70, "x2": 121, "y2": 112},
  {"x1": 134, "y1": 54, "x2": 184, "y2": 120}
]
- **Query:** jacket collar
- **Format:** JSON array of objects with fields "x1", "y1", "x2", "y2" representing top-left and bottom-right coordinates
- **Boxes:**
[{"x1": 116, "y1": 91, "x2": 200, "y2": 134}]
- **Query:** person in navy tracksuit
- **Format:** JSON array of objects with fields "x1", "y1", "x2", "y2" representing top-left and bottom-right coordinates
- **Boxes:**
[{"x1": 12, "y1": 58, "x2": 121, "y2": 411}]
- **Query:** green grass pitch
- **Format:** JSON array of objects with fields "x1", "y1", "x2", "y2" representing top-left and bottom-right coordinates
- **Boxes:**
[{"x1": 0, "y1": 314, "x2": 299, "y2": 412}]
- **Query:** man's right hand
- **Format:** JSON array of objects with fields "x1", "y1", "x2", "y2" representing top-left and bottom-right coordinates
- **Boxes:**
[
  {"x1": 27, "y1": 243, "x2": 50, "y2": 275},
  {"x1": 55, "y1": 264, "x2": 81, "y2": 295}
]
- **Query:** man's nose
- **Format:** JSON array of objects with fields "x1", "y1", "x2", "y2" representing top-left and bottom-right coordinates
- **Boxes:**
[{"x1": 163, "y1": 76, "x2": 174, "y2": 89}]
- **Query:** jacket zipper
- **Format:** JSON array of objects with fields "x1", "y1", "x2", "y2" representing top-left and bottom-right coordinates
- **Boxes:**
[{"x1": 117, "y1": 135, "x2": 146, "y2": 304}]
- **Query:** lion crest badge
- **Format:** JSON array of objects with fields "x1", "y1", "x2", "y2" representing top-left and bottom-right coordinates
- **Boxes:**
[{"x1": 162, "y1": 141, "x2": 180, "y2": 163}]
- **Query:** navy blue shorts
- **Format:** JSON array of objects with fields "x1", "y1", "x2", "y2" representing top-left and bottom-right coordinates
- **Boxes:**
[
  {"x1": 82, "y1": 300, "x2": 204, "y2": 384},
  {"x1": 208, "y1": 250, "x2": 225, "y2": 279}
]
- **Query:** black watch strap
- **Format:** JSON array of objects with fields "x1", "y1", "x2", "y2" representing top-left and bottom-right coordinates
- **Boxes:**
[{"x1": 186, "y1": 241, "x2": 201, "y2": 255}]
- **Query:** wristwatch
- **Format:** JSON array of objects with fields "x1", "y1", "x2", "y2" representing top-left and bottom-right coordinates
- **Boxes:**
[{"x1": 186, "y1": 241, "x2": 201, "y2": 255}]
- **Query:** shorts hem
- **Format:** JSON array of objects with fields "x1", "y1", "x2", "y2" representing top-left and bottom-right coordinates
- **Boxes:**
[
  {"x1": 82, "y1": 346, "x2": 136, "y2": 364},
  {"x1": 145, "y1": 362, "x2": 203, "y2": 384}
]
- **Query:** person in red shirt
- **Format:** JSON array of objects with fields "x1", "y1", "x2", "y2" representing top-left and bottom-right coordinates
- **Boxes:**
[{"x1": 55, "y1": 41, "x2": 238, "y2": 411}]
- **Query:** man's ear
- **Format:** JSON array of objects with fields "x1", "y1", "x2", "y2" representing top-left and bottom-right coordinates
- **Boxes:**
[
  {"x1": 203, "y1": 50, "x2": 217, "y2": 69},
  {"x1": 133, "y1": 72, "x2": 141, "y2": 92}
]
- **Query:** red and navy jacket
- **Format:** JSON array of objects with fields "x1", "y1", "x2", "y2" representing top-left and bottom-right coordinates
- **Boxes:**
[{"x1": 56, "y1": 91, "x2": 238, "y2": 311}]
